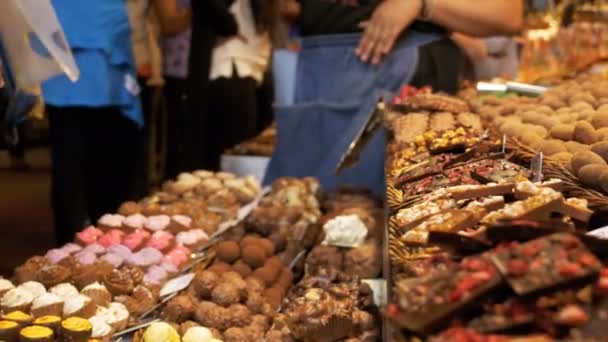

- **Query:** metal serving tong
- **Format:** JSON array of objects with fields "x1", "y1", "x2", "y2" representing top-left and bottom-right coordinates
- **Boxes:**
[{"x1": 336, "y1": 98, "x2": 386, "y2": 174}]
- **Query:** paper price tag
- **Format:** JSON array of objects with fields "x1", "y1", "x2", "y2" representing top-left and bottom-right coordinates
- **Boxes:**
[
  {"x1": 362, "y1": 279, "x2": 387, "y2": 306},
  {"x1": 160, "y1": 273, "x2": 195, "y2": 297},
  {"x1": 587, "y1": 226, "x2": 608, "y2": 240}
]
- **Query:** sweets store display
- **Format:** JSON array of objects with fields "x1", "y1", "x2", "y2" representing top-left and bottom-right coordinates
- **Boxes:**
[
  {"x1": 384, "y1": 90, "x2": 608, "y2": 341},
  {"x1": 0, "y1": 172, "x2": 387, "y2": 341},
  {"x1": 466, "y1": 74, "x2": 608, "y2": 207},
  {"x1": 0, "y1": 171, "x2": 265, "y2": 341}
]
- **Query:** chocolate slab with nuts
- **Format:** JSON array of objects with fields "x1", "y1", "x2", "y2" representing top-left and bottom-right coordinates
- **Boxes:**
[
  {"x1": 388, "y1": 257, "x2": 503, "y2": 334},
  {"x1": 491, "y1": 234, "x2": 602, "y2": 297}
]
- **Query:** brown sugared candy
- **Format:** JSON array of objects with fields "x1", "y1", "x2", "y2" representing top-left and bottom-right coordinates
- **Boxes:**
[
  {"x1": 227, "y1": 303, "x2": 253, "y2": 327},
  {"x1": 263, "y1": 287, "x2": 284, "y2": 309},
  {"x1": 118, "y1": 201, "x2": 141, "y2": 216},
  {"x1": 161, "y1": 295, "x2": 195, "y2": 323},
  {"x1": 194, "y1": 301, "x2": 229, "y2": 330},
  {"x1": 192, "y1": 270, "x2": 218, "y2": 299},
  {"x1": 211, "y1": 283, "x2": 241, "y2": 307}
]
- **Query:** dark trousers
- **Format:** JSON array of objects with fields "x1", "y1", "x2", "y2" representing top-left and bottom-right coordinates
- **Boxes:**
[
  {"x1": 205, "y1": 74, "x2": 259, "y2": 170},
  {"x1": 164, "y1": 76, "x2": 192, "y2": 180},
  {"x1": 48, "y1": 106, "x2": 140, "y2": 245}
]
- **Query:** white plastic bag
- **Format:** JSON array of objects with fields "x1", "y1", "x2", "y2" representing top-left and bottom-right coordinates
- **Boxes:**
[{"x1": 0, "y1": 0, "x2": 79, "y2": 90}]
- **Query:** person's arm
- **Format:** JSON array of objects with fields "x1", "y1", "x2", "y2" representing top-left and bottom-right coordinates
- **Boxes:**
[
  {"x1": 153, "y1": 0, "x2": 191, "y2": 36},
  {"x1": 281, "y1": 0, "x2": 300, "y2": 21},
  {"x1": 357, "y1": 0, "x2": 523, "y2": 64}
]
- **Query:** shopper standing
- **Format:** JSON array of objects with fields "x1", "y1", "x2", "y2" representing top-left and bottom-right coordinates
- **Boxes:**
[
  {"x1": 43, "y1": 0, "x2": 143, "y2": 245},
  {"x1": 204, "y1": 0, "x2": 275, "y2": 171},
  {"x1": 154, "y1": 0, "x2": 192, "y2": 180}
]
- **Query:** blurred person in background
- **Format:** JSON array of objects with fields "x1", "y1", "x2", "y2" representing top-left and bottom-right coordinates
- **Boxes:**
[
  {"x1": 154, "y1": 0, "x2": 193, "y2": 180},
  {"x1": 42, "y1": 0, "x2": 143, "y2": 245},
  {"x1": 189, "y1": 0, "x2": 276, "y2": 172}
]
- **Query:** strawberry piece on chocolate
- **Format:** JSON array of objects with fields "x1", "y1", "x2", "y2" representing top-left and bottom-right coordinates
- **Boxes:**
[
  {"x1": 558, "y1": 262, "x2": 585, "y2": 277},
  {"x1": 555, "y1": 304, "x2": 588, "y2": 327},
  {"x1": 506, "y1": 259, "x2": 529, "y2": 277}
]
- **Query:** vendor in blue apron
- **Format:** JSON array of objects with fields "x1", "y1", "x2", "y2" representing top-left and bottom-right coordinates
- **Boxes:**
[{"x1": 265, "y1": 0, "x2": 523, "y2": 195}]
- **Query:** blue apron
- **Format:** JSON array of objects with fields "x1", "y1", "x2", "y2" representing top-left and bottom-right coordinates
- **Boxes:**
[{"x1": 264, "y1": 31, "x2": 441, "y2": 195}]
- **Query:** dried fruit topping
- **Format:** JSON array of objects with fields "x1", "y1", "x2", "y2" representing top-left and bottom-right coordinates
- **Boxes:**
[
  {"x1": 555, "y1": 304, "x2": 589, "y2": 327},
  {"x1": 558, "y1": 262, "x2": 585, "y2": 277},
  {"x1": 506, "y1": 259, "x2": 529, "y2": 277}
]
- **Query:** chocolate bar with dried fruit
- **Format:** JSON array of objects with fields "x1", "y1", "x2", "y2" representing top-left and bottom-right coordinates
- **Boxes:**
[
  {"x1": 388, "y1": 256, "x2": 502, "y2": 334},
  {"x1": 491, "y1": 234, "x2": 602, "y2": 297}
]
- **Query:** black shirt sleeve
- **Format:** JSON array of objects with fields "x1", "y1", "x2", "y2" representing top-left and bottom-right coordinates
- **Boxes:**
[{"x1": 193, "y1": 0, "x2": 238, "y2": 37}]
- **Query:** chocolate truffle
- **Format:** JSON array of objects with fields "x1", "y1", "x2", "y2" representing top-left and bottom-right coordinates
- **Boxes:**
[
  {"x1": 257, "y1": 239, "x2": 275, "y2": 257},
  {"x1": 232, "y1": 260, "x2": 253, "y2": 278},
  {"x1": 239, "y1": 236, "x2": 260, "y2": 250},
  {"x1": 263, "y1": 287, "x2": 283, "y2": 309},
  {"x1": 265, "y1": 256, "x2": 284, "y2": 269},
  {"x1": 242, "y1": 245, "x2": 267, "y2": 269},
  {"x1": 268, "y1": 233, "x2": 287, "y2": 253},
  {"x1": 344, "y1": 241, "x2": 381, "y2": 279},
  {"x1": 276, "y1": 268, "x2": 294, "y2": 291},
  {"x1": 207, "y1": 262, "x2": 232, "y2": 275},
  {"x1": 306, "y1": 245, "x2": 343, "y2": 272},
  {"x1": 216, "y1": 241, "x2": 241, "y2": 264},
  {"x1": 252, "y1": 266, "x2": 280, "y2": 287}
]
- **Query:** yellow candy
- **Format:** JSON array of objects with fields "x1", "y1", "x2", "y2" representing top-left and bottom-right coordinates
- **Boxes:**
[
  {"x1": 20, "y1": 325, "x2": 54, "y2": 338},
  {"x1": 143, "y1": 322, "x2": 180, "y2": 342},
  {"x1": 61, "y1": 317, "x2": 92, "y2": 332},
  {"x1": 0, "y1": 320, "x2": 18, "y2": 329},
  {"x1": 3, "y1": 311, "x2": 32, "y2": 322}
]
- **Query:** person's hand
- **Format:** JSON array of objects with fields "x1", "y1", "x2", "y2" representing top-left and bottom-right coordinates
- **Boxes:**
[{"x1": 356, "y1": 0, "x2": 423, "y2": 64}]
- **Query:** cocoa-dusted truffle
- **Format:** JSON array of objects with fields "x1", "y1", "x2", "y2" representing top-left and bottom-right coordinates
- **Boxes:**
[
  {"x1": 216, "y1": 241, "x2": 240, "y2": 264},
  {"x1": 268, "y1": 233, "x2": 287, "y2": 253},
  {"x1": 276, "y1": 267, "x2": 293, "y2": 291},
  {"x1": 207, "y1": 261, "x2": 232, "y2": 275},
  {"x1": 161, "y1": 295, "x2": 195, "y2": 323},
  {"x1": 232, "y1": 260, "x2": 253, "y2": 278},
  {"x1": 264, "y1": 287, "x2": 284, "y2": 309},
  {"x1": 265, "y1": 256, "x2": 284, "y2": 269},
  {"x1": 192, "y1": 270, "x2": 218, "y2": 299},
  {"x1": 211, "y1": 283, "x2": 241, "y2": 307},
  {"x1": 227, "y1": 303, "x2": 252, "y2": 327},
  {"x1": 257, "y1": 238, "x2": 275, "y2": 257},
  {"x1": 239, "y1": 235, "x2": 260, "y2": 249},
  {"x1": 252, "y1": 266, "x2": 280, "y2": 287},
  {"x1": 194, "y1": 301, "x2": 229, "y2": 330},
  {"x1": 242, "y1": 245, "x2": 267, "y2": 268}
]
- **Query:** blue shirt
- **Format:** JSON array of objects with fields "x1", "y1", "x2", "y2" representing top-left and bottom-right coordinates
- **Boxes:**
[{"x1": 42, "y1": 0, "x2": 142, "y2": 126}]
